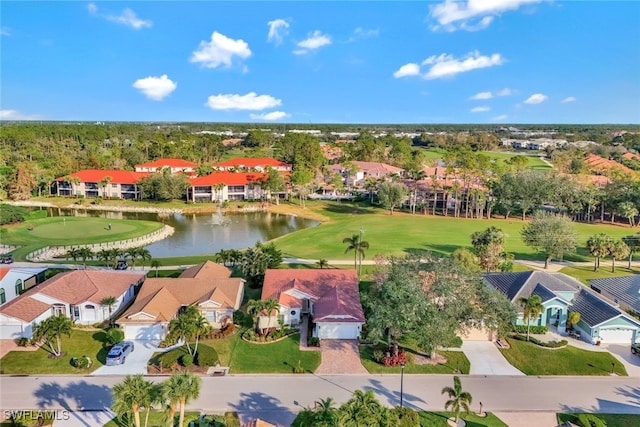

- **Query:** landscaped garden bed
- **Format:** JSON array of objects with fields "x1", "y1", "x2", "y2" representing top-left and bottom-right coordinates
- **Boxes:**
[
  {"x1": 360, "y1": 345, "x2": 470, "y2": 374},
  {"x1": 509, "y1": 334, "x2": 568, "y2": 349},
  {"x1": 241, "y1": 328, "x2": 299, "y2": 344},
  {"x1": 557, "y1": 413, "x2": 640, "y2": 427},
  {"x1": 147, "y1": 343, "x2": 219, "y2": 374},
  {"x1": 419, "y1": 411, "x2": 508, "y2": 427}
]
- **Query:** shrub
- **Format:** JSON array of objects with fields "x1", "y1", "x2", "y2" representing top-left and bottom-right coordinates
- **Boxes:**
[
  {"x1": 71, "y1": 355, "x2": 92, "y2": 369},
  {"x1": 513, "y1": 325, "x2": 548, "y2": 335},
  {"x1": 0, "y1": 204, "x2": 27, "y2": 225},
  {"x1": 292, "y1": 360, "x2": 305, "y2": 374},
  {"x1": 372, "y1": 349, "x2": 385, "y2": 363},
  {"x1": 208, "y1": 324, "x2": 236, "y2": 340},
  {"x1": 389, "y1": 407, "x2": 420, "y2": 427},
  {"x1": 382, "y1": 351, "x2": 408, "y2": 367},
  {"x1": 180, "y1": 354, "x2": 194, "y2": 367},
  {"x1": 195, "y1": 344, "x2": 219, "y2": 367},
  {"x1": 510, "y1": 334, "x2": 567, "y2": 348},
  {"x1": 576, "y1": 414, "x2": 607, "y2": 427},
  {"x1": 158, "y1": 334, "x2": 179, "y2": 348},
  {"x1": 16, "y1": 337, "x2": 30, "y2": 347},
  {"x1": 307, "y1": 337, "x2": 320, "y2": 347},
  {"x1": 104, "y1": 328, "x2": 124, "y2": 347}
]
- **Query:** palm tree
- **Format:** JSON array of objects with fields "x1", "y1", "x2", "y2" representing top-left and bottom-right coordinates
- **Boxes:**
[
  {"x1": 150, "y1": 259, "x2": 161, "y2": 277},
  {"x1": 101, "y1": 296, "x2": 117, "y2": 325},
  {"x1": 137, "y1": 247, "x2": 151, "y2": 270},
  {"x1": 162, "y1": 375, "x2": 182, "y2": 427},
  {"x1": 191, "y1": 310, "x2": 211, "y2": 356},
  {"x1": 315, "y1": 258, "x2": 329, "y2": 269},
  {"x1": 586, "y1": 234, "x2": 612, "y2": 272},
  {"x1": 108, "y1": 248, "x2": 123, "y2": 269},
  {"x1": 609, "y1": 239, "x2": 630, "y2": 273},
  {"x1": 77, "y1": 247, "x2": 94, "y2": 269},
  {"x1": 340, "y1": 390, "x2": 382, "y2": 425},
  {"x1": 622, "y1": 234, "x2": 640, "y2": 269},
  {"x1": 169, "y1": 372, "x2": 202, "y2": 427},
  {"x1": 566, "y1": 311, "x2": 581, "y2": 331},
  {"x1": 32, "y1": 314, "x2": 73, "y2": 357},
  {"x1": 125, "y1": 247, "x2": 140, "y2": 269},
  {"x1": 313, "y1": 397, "x2": 338, "y2": 426},
  {"x1": 112, "y1": 374, "x2": 155, "y2": 427},
  {"x1": 143, "y1": 383, "x2": 163, "y2": 427},
  {"x1": 343, "y1": 232, "x2": 369, "y2": 275},
  {"x1": 441, "y1": 376, "x2": 472, "y2": 423},
  {"x1": 97, "y1": 249, "x2": 112, "y2": 268},
  {"x1": 246, "y1": 299, "x2": 265, "y2": 332},
  {"x1": 262, "y1": 298, "x2": 280, "y2": 334},
  {"x1": 65, "y1": 247, "x2": 81, "y2": 269},
  {"x1": 518, "y1": 295, "x2": 543, "y2": 341},
  {"x1": 168, "y1": 309, "x2": 197, "y2": 356}
]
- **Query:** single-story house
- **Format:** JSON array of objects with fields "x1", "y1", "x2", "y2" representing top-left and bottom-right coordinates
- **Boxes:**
[
  {"x1": 117, "y1": 261, "x2": 244, "y2": 340},
  {"x1": 134, "y1": 158, "x2": 198, "y2": 175},
  {"x1": 0, "y1": 270, "x2": 146, "y2": 339},
  {"x1": 0, "y1": 267, "x2": 47, "y2": 306},
  {"x1": 52, "y1": 170, "x2": 149, "y2": 200},
  {"x1": 484, "y1": 271, "x2": 640, "y2": 344},
  {"x1": 588, "y1": 276, "x2": 640, "y2": 315},
  {"x1": 329, "y1": 161, "x2": 404, "y2": 187},
  {"x1": 261, "y1": 269, "x2": 365, "y2": 340}
]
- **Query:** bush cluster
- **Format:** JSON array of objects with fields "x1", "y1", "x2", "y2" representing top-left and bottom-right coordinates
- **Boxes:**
[
  {"x1": 242, "y1": 328, "x2": 295, "y2": 343},
  {"x1": 206, "y1": 324, "x2": 235, "y2": 340},
  {"x1": 0, "y1": 204, "x2": 27, "y2": 225},
  {"x1": 195, "y1": 344, "x2": 219, "y2": 367},
  {"x1": 382, "y1": 351, "x2": 408, "y2": 367},
  {"x1": 511, "y1": 334, "x2": 568, "y2": 348},
  {"x1": 307, "y1": 337, "x2": 320, "y2": 347},
  {"x1": 180, "y1": 354, "x2": 194, "y2": 367},
  {"x1": 71, "y1": 355, "x2": 93, "y2": 369},
  {"x1": 16, "y1": 337, "x2": 30, "y2": 347},
  {"x1": 513, "y1": 325, "x2": 548, "y2": 334}
]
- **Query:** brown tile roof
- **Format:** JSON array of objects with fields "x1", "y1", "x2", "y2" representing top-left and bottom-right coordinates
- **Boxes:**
[
  {"x1": 262, "y1": 269, "x2": 364, "y2": 323},
  {"x1": 117, "y1": 275, "x2": 243, "y2": 324},
  {"x1": 585, "y1": 154, "x2": 635, "y2": 175},
  {"x1": 0, "y1": 270, "x2": 146, "y2": 322},
  {"x1": 623, "y1": 152, "x2": 640, "y2": 161},
  {"x1": 179, "y1": 261, "x2": 231, "y2": 279},
  {"x1": 351, "y1": 161, "x2": 404, "y2": 177}
]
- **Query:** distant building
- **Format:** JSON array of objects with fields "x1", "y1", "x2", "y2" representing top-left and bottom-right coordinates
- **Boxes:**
[
  {"x1": 53, "y1": 170, "x2": 148, "y2": 200},
  {"x1": 134, "y1": 158, "x2": 198, "y2": 174},
  {"x1": 212, "y1": 157, "x2": 292, "y2": 173}
]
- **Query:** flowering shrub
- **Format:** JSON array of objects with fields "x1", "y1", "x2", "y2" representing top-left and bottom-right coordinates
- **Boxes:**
[{"x1": 381, "y1": 351, "x2": 408, "y2": 367}]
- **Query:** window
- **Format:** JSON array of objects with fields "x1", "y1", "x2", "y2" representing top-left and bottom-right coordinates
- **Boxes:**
[
  {"x1": 0, "y1": 288, "x2": 5, "y2": 304},
  {"x1": 290, "y1": 310, "x2": 297, "y2": 316},
  {"x1": 111, "y1": 183, "x2": 117, "y2": 188},
  {"x1": 71, "y1": 305, "x2": 80, "y2": 319},
  {"x1": 205, "y1": 311, "x2": 216, "y2": 322},
  {"x1": 15, "y1": 279, "x2": 23, "y2": 295},
  {"x1": 52, "y1": 304, "x2": 66, "y2": 316},
  {"x1": 85, "y1": 304, "x2": 95, "y2": 310}
]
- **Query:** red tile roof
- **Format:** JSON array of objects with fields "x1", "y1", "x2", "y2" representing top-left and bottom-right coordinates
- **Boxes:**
[
  {"x1": 55, "y1": 170, "x2": 148, "y2": 184},
  {"x1": 262, "y1": 269, "x2": 365, "y2": 323},
  {"x1": 585, "y1": 154, "x2": 634, "y2": 175},
  {"x1": 190, "y1": 172, "x2": 266, "y2": 186},
  {"x1": 135, "y1": 158, "x2": 198, "y2": 169},
  {"x1": 212, "y1": 157, "x2": 291, "y2": 168},
  {"x1": 0, "y1": 269, "x2": 9, "y2": 282},
  {"x1": 179, "y1": 260, "x2": 232, "y2": 279},
  {"x1": 622, "y1": 152, "x2": 640, "y2": 161}
]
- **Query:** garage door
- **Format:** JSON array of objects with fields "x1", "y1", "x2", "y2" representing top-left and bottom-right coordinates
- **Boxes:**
[
  {"x1": 125, "y1": 324, "x2": 165, "y2": 340},
  {"x1": 316, "y1": 323, "x2": 359, "y2": 339},
  {"x1": 599, "y1": 328, "x2": 634, "y2": 344},
  {"x1": 0, "y1": 324, "x2": 24, "y2": 340}
]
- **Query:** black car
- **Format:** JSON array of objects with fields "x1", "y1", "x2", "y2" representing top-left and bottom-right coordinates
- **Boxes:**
[
  {"x1": 115, "y1": 260, "x2": 128, "y2": 270},
  {"x1": 632, "y1": 342, "x2": 640, "y2": 356},
  {"x1": 106, "y1": 341, "x2": 135, "y2": 365},
  {"x1": 0, "y1": 255, "x2": 14, "y2": 264}
]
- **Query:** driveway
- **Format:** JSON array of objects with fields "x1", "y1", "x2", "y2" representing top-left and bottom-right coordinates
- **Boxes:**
[
  {"x1": 605, "y1": 344, "x2": 640, "y2": 377},
  {"x1": 315, "y1": 339, "x2": 368, "y2": 374},
  {"x1": 461, "y1": 341, "x2": 525, "y2": 376},
  {"x1": 91, "y1": 340, "x2": 159, "y2": 376}
]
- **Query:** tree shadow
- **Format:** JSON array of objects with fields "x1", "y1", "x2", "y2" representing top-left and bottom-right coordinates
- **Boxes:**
[
  {"x1": 229, "y1": 392, "x2": 297, "y2": 427},
  {"x1": 365, "y1": 378, "x2": 425, "y2": 411},
  {"x1": 34, "y1": 380, "x2": 112, "y2": 426}
]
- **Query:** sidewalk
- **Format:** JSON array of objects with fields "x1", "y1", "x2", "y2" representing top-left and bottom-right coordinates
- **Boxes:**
[{"x1": 493, "y1": 412, "x2": 559, "y2": 427}]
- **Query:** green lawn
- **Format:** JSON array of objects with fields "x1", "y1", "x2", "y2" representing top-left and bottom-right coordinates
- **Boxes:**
[
  {"x1": 2, "y1": 216, "x2": 163, "y2": 261},
  {"x1": 557, "y1": 413, "x2": 640, "y2": 427},
  {"x1": 104, "y1": 411, "x2": 201, "y2": 427},
  {"x1": 0, "y1": 330, "x2": 107, "y2": 374},
  {"x1": 273, "y1": 202, "x2": 632, "y2": 263},
  {"x1": 419, "y1": 147, "x2": 551, "y2": 171},
  {"x1": 360, "y1": 346, "x2": 470, "y2": 374},
  {"x1": 499, "y1": 338, "x2": 627, "y2": 376},
  {"x1": 419, "y1": 411, "x2": 508, "y2": 427},
  {"x1": 559, "y1": 265, "x2": 640, "y2": 285}
]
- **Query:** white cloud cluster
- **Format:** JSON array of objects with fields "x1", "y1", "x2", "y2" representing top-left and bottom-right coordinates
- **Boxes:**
[
  {"x1": 0, "y1": 109, "x2": 41, "y2": 120},
  {"x1": 191, "y1": 31, "x2": 252, "y2": 68},
  {"x1": 524, "y1": 93, "x2": 548, "y2": 104},
  {"x1": 469, "y1": 88, "x2": 512, "y2": 100},
  {"x1": 430, "y1": 0, "x2": 543, "y2": 32},
  {"x1": 87, "y1": 3, "x2": 152, "y2": 30},
  {"x1": 205, "y1": 92, "x2": 282, "y2": 111},
  {"x1": 293, "y1": 30, "x2": 331, "y2": 55},
  {"x1": 562, "y1": 96, "x2": 576, "y2": 103},
  {"x1": 267, "y1": 19, "x2": 290, "y2": 45},
  {"x1": 394, "y1": 51, "x2": 504, "y2": 80},
  {"x1": 132, "y1": 74, "x2": 177, "y2": 101},
  {"x1": 470, "y1": 106, "x2": 491, "y2": 113},
  {"x1": 349, "y1": 27, "x2": 380, "y2": 41},
  {"x1": 250, "y1": 111, "x2": 289, "y2": 121},
  {"x1": 492, "y1": 114, "x2": 508, "y2": 121}
]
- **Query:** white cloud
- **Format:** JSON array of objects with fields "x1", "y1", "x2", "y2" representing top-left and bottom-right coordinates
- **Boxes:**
[
  {"x1": 422, "y1": 51, "x2": 504, "y2": 79},
  {"x1": 205, "y1": 92, "x2": 282, "y2": 111},
  {"x1": 267, "y1": 19, "x2": 289, "y2": 45},
  {"x1": 469, "y1": 91, "x2": 493, "y2": 100},
  {"x1": 492, "y1": 114, "x2": 508, "y2": 121},
  {"x1": 393, "y1": 63, "x2": 421, "y2": 78},
  {"x1": 1, "y1": 27, "x2": 11, "y2": 36},
  {"x1": 524, "y1": 93, "x2": 548, "y2": 104},
  {"x1": 249, "y1": 111, "x2": 289, "y2": 121},
  {"x1": 496, "y1": 88, "x2": 513, "y2": 96},
  {"x1": 471, "y1": 106, "x2": 491, "y2": 113},
  {"x1": 562, "y1": 96, "x2": 576, "y2": 103},
  {"x1": 191, "y1": 31, "x2": 252, "y2": 68},
  {"x1": 349, "y1": 27, "x2": 379, "y2": 41},
  {"x1": 132, "y1": 74, "x2": 177, "y2": 101},
  {"x1": 294, "y1": 30, "x2": 331, "y2": 54},
  {"x1": 0, "y1": 109, "x2": 41, "y2": 120},
  {"x1": 88, "y1": 3, "x2": 152, "y2": 29},
  {"x1": 430, "y1": 0, "x2": 543, "y2": 32}
]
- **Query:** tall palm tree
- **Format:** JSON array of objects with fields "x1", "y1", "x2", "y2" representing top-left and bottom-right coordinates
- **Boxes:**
[
  {"x1": 586, "y1": 233, "x2": 612, "y2": 272},
  {"x1": 65, "y1": 248, "x2": 81, "y2": 269},
  {"x1": 162, "y1": 375, "x2": 182, "y2": 427},
  {"x1": 32, "y1": 314, "x2": 72, "y2": 357},
  {"x1": 609, "y1": 239, "x2": 630, "y2": 273},
  {"x1": 315, "y1": 259, "x2": 329, "y2": 269},
  {"x1": 313, "y1": 397, "x2": 338, "y2": 426},
  {"x1": 150, "y1": 259, "x2": 161, "y2": 277},
  {"x1": 343, "y1": 232, "x2": 369, "y2": 275},
  {"x1": 143, "y1": 383, "x2": 164, "y2": 427},
  {"x1": 170, "y1": 372, "x2": 202, "y2": 427},
  {"x1": 97, "y1": 249, "x2": 112, "y2": 268},
  {"x1": 108, "y1": 248, "x2": 123, "y2": 269},
  {"x1": 100, "y1": 296, "x2": 118, "y2": 324},
  {"x1": 112, "y1": 374, "x2": 155, "y2": 427},
  {"x1": 441, "y1": 376, "x2": 472, "y2": 423},
  {"x1": 137, "y1": 247, "x2": 151, "y2": 270},
  {"x1": 340, "y1": 390, "x2": 382, "y2": 425},
  {"x1": 191, "y1": 311, "x2": 211, "y2": 356},
  {"x1": 77, "y1": 247, "x2": 94, "y2": 269},
  {"x1": 125, "y1": 247, "x2": 140, "y2": 269},
  {"x1": 518, "y1": 295, "x2": 543, "y2": 341},
  {"x1": 246, "y1": 299, "x2": 266, "y2": 332},
  {"x1": 262, "y1": 298, "x2": 280, "y2": 334},
  {"x1": 168, "y1": 312, "x2": 196, "y2": 356},
  {"x1": 622, "y1": 234, "x2": 640, "y2": 269}
]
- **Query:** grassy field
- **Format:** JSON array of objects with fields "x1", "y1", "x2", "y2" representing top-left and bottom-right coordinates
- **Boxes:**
[
  {"x1": 558, "y1": 265, "x2": 640, "y2": 285},
  {"x1": 273, "y1": 202, "x2": 634, "y2": 262},
  {"x1": 419, "y1": 147, "x2": 551, "y2": 170},
  {"x1": 2, "y1": 216, "x2": 163, "y2": 261},
  {"x1": 419, "y1": 412, "x2": 508, "y2": 427},
  {"x1": 557, "y1": 413, "x2": 640, "y2": 427},
  {"x1": 499, "y1": 338, "x2": 627, "y2": 376},
  {"x1": 104, "y1": 411, "x2": 201, "y2": 427},
  {"x1": 0, "y1": 330, "x2": 106, "y2": 374},
  {"x1": 360, "y1": 346, "x2": 470, "y2": 374}
]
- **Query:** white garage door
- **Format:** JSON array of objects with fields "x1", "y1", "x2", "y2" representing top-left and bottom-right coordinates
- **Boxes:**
[
  {"x1": 0, "y1": 324, "x2": 24, "y2": 340},
  {"x1": 599, "y1": 328, "x2": 634, "y2": 344},
  {"x1": 316, "y1": 323, "x2": 359, "y2": 339},
  {"x1": 125, "y1": 324, "x2": 165, "y2": 340}
]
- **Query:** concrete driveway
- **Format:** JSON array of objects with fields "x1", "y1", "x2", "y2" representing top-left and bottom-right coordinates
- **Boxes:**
[
  {"x1": 606, "y1": 344, "x2": 640, "y2": 377},
  {"x1": 91, "y1": 340, "x2": 159, "y2": 376},
  {"x1": 461, "y1": 341, "x2": 525, "y2": 376}
]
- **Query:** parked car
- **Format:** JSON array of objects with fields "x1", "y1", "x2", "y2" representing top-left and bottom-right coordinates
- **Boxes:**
[
  {"x1": 0, "y1": 255, "x2": 14, "y2": 264},
  {"x1": 115, "y1": 260, "x2": 128, "y2": 270},
  {"x1": 632, "y1": 342, "x2": 640, "y2": 356},
  {"x1": 106, "y1": 341, "x2": 135, "y2": 365}
]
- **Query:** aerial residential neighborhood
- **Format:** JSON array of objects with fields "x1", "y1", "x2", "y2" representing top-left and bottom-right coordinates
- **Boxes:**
[{"x1": 1, "y1": 1, "x2": 640, "y2": 427}]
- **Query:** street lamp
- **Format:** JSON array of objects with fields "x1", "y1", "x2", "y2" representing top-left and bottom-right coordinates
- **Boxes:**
[{"x1": 400, "y1": 362, "x2": 405, "y2": 408}]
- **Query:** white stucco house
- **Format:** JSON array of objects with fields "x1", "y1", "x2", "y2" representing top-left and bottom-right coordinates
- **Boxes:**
[
  {"x1": 0, "y1": 270, "x2": 146, "y2": 339},
  {"x1": 0, "y1": 267, "x2": 47, "y2": 306}
]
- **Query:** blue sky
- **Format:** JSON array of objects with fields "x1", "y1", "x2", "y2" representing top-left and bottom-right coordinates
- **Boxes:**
[{"x1": 2, "y1": 1, "x2": 639, "y2": 124}]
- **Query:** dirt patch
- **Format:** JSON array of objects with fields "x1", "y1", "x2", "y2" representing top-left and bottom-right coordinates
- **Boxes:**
[{"x1": 412, "y1": 352, "x2": 447, "y2": 365}]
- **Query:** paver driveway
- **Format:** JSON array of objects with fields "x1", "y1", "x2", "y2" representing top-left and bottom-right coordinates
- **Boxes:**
[
  {"x1": 461, "y1": 341, "x2": 525, "y2": 376},
  {"x1": 91, "y1": 340, "x2": 159, "y2": 375},
  {"x1": 606, "y1": 344, "x2": 640, "y2": 377},
  {"x1": 315, "y1": 339, "x2": 368, "y2": 374}
]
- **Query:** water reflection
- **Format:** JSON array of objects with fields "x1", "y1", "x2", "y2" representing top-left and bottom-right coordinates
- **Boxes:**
[{"x1": 45, "y1": 208, "x2": 318, "y2": 257}]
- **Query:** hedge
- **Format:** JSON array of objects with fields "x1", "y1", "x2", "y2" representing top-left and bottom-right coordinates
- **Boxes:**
[
  {"x1": 195, "y1": 344, "x2": 219, "y2": 366},
  {"x1": 513, "y1": 325, "x2": 548, "y2": 334},
  {"x1": 511, "y1": 334, "x2": 568, "y2": 348}
]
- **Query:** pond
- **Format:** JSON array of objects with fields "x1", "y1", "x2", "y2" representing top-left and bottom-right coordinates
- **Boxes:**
[{"x1": 44, "y1": 208, "x2": 319, "y2": 258}]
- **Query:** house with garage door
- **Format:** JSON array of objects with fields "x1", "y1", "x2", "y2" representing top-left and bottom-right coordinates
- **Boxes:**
[
  {"x1": 117, "y1": 261, "x2": 244, "y2": 340},
  {"x1": 588, "y1": 276, "x2": 640, "y2": 315},
  {"x1": 261, "y1": 269, "x2": 365, "y2": 340},
  {"x1": 484, "y1": 271, "x2": 640, "y2": 344},
  {"x1": 0, "y1": 270, "x2": 146, "y2": 339}
]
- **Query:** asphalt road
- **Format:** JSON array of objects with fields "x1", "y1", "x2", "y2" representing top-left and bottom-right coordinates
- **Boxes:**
[{"x1": 0, "y1": 374, "x2": 638, "y2": 415}]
